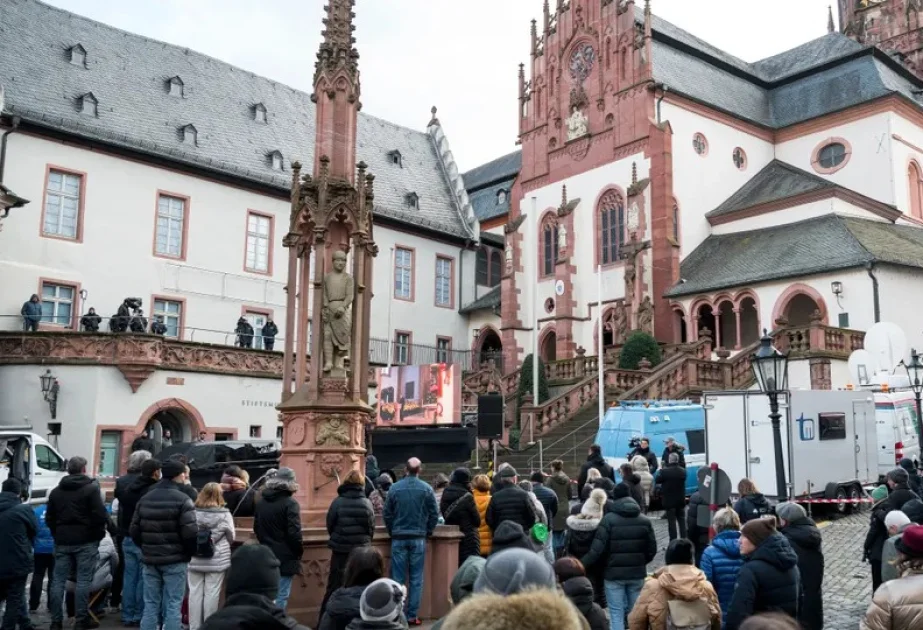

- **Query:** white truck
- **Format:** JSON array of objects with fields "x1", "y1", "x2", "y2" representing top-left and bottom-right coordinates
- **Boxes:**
[
  {"x1": 0, "y1": 426, "x2": 69, "y2": 504},
  {"x1": 703, "y1": 390, "x2": 877, "y2": 512}
]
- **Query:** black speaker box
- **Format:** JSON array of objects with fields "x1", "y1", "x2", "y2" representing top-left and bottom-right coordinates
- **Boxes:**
[{"x1": 477, "y1": 393, "x2": 503, "y2": 438}]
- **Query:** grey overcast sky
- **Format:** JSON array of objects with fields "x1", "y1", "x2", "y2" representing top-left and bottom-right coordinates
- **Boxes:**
[{"x1": 44, "y1": 0, "x2": 838, "y2": 171}]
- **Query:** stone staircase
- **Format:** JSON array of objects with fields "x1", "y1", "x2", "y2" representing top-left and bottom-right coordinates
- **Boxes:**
[{"x1": 500, "y1": 403, "x2": 603, "y2": 476}]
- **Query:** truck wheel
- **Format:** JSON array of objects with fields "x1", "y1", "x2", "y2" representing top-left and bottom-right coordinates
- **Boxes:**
[
  {"x1": 834, "y1": 485, "x2": 849, "y2": 515},
  {"x1": 848, "y1": 484, "x2": 864, "y2": 514}
]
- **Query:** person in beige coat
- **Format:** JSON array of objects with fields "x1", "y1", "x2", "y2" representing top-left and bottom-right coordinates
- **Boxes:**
[
  {"x1": 442, "y1": 587, "x2": 589, "y2": 630},
  {"x1": 630, "y1": 455, "x2": 654, "y2": 511},
  {"x1": 861, "y1": 524, "x2": 923, "y2": 630}
]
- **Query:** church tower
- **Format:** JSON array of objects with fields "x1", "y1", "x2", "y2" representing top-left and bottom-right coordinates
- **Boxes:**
[{"x1": 840, "y1": 0, "x2": 923, "y2": 78}]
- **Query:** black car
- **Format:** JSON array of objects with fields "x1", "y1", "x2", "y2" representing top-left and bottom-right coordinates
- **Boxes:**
[{"x1": 157, "y1": 440, "x2": 281, "y2": 489}]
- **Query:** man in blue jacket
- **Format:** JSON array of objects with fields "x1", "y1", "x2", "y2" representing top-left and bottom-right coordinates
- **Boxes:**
[
  {"x1": 0, "y1": 477, "x2": 39, "y2": 630},
  {"x1": 30, "y1": 502, "x2": 56, "y2": 611},
  {"x1": 383, "y1": 457, "x2": 439, "y2": 626},
  {"x1": 21, "y1": 294, "x2": 42, "y2": 332}
]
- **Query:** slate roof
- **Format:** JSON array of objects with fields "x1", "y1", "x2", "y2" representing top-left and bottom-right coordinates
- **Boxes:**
[
  {"x1": 0, "y1": 0, "x2": 476, "y2": 239},
  {"x1": 459, "y1": 285, "x2": 501, "y2": 314},
  {"x1": 707, "y1": 160, "x2": 839, "y2": 218},
  {"x1": 463, "y1": 150, "x2": 521, "y2": 222},
  {"x1": 666, "y1": 214, "x2": 923, "y2": 297}
]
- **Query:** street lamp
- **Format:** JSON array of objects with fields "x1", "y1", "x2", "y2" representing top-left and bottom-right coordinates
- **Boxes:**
[
  {"x1": 902, "y1": 348, "x2": 923, "y2": 448},
  {"x1": 472, "y1": 328, "x2": 480, "y2": 370},
  {"x1": 751, "y1": 330, "x2": 790, "y2": 501},
  {"x1": 39, "y1": 368, "x2": 59, "y2": 420}
]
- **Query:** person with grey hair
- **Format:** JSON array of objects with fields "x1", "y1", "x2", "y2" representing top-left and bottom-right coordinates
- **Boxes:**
[
  {"x1": 865, "y1": 467, "x2": 921, "y2": 591},
  {"x1": 777, "y1": 501, "x2": 824, "y2": 630},
  {"x1": 254, "y1": 467, "x2": 304, "y2": 611},
  {"x1": 112, "y1": 449, "x2": 152, "y2": 612},
  {"x1": 882, "y1": 510, "x2": 913, "y2": 583},
  {"x1": 701, "y1": 507, "x2": 743, "y2": 624},
  {"x1": 518, "y1": 480, "x2": 553, "y2": 563},
  {"x1": 654, "y1": 452, "x2": 687, "y2": 541}
]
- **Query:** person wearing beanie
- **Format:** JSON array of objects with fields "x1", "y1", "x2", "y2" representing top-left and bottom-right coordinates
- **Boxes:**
[
  {"x1": 628, "y1": 538, "x2": 721, "y2": 630},
  {"x1": 471, "y1": 475, "x2": 493, "y2": 557},
  {"x1": 489, "y1": 521, "x2": 536, "y2": 555},
  {"x1": 319, "y1": 546, "x2": 388, "y2": 630},
  {"x1": 861, "y1": 524, "x2": 923, "y2": 629},
  {"x1": 725, "y1": 517, "x2": 800, "y2": 630},
  {"x1": 871, "y1": 484, "x2": 889, "y2": 503},
  {"x1": 485, "y1": 465, "x2": 536, "y2": 535},
  {"x1": 473, "y1": 547, "x2": 556, "y2": 596},
  {"x1": 581, "y1": 468, "x2": 603, "y2": 502},
  {"x1": 903, "y1": 498, "x2": 923, "y2": 525},
  {"x1": 899, "y1": 457, "x2": 923, "y2": 496},
  {"x1": 440, "y1": 468, "x2": 481, "y2": 566},
  {"x1": 592, "y1": 477, "x2": 618, "y2": 514},
  {"x1": 581, "y1": 480, "x2": 655, "y2": 630},
  {"x1": 881, "y1": 510, "x2": 913, "y2": 584},
  {"x1": 441, "y1": 588, "x2": 588, "y2": 630},
  {"x1": 700, "y1": 508, "x2": 744, "y2": 624},
  {"x1": 129, "y1": 455, "x2": 197, "y2": 630},
  {"x1": 530, "y1": 471, "x2": 559, "y2": 525},
  {"x1": 429, "y1": 555, "x2": 487, "y2": 630},
  {"x1": 553, "y1": 558, "x2": 607, "y2": 630},
  {"x1": 254, "y1": 467, "x2": 304, "y2": 611},
  {"x1": 654, "y1": 452, "x2": 687, "y2": 541},
  {"x1": 202, "y1": 544, "x2": 310, "y2": 630},
  {"x1": 347, "y1": 578, "x2": 408, "y2": 630},
  {"x1": 776, "y1": 502, "x2": 823, "y2": 630},
  {"x1": 0, "y1": 477, "x2": 39, "y2": 630},
  {"x1": 865, "y1": 468, "x2": 921, "y2": 592},
  {"x1": 369, "y1": 474, "x2": 393, "y2": 520},
  {"x1": 565, "y1": 488, "x2": 607, "y2": 608}
]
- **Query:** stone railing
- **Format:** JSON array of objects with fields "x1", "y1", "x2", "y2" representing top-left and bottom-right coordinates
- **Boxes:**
[{"x1": 0, "y1": 331, "x2": 284, "y2": 392}]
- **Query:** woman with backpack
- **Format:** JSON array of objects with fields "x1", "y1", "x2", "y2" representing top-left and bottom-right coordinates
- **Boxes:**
[
  {"x1": 441, "y1": 468, "x2": 481, "y2": 565},
  {"x1": 627, "y1": 538, "x2": 721, "y2": 630},
  {"x1": 188, "y1": 482, "x2": 236, "y2": 630}
]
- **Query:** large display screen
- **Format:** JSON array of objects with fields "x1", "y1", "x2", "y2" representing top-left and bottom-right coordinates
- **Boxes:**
[{"x1": 376, "y1": 363, "x2": 460, "y2": 426}]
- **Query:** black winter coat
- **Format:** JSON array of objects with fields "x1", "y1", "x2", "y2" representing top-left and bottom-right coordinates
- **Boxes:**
[
  {"x1": 581, "y1": 497, "x2": 657, "y2": 581},
  {"x1": 118, "y1": 475, "x2": 158, "y2": 539},
  {"x1": 531, "y1": 482, "x2": 559, "y2": 525},
  {"x1": 254, "y1": 485, "x2": 304, "y2": 576},
  {"x1": 327, "y1": 483, "x2": 375, "y2": 553},
  {"x1": 0, "y1": 491, "x2": 38, "y2": 579},
  {"x1": 114, "y1": 471, "x2": 139, "y2": 535},
  {"x1": 628, "y1": 446, "x2": 659, "y2": 475},
  {"x1": 485, "y1": 482, "x2": 536, "y2": 533},
  {"x1": 725, "y1": 533, "x2": 801, "y2": 630},
  {"x1": 131, "y1": 437, "x2": 154, "y2": 453},
  {"x1": 202, "y1": 592, "x2": 310, "y2": 630},
  {"x1": 656, "y1": 465, "x2": 687, "y2": 510},
  {"x1": 687, "y1": 491, "x2": 709, "y2": 561},
  {"x1": 129, "y1": 479, "x2": 197, "y2": 565},
  {"x1": 865, "y1": 483, "x2": 920, "y2": 561},
  {"x1": 318, "y1": 585, "x2": 365, "y2": 630},
  {"x1": 440, "y1": 483, "x2": 480, "y2": 563},
  {"x1": 577, "y1": 454, "x2": 615, "y2": 491},
  {"x1": 562, "y1": 577, "x2": 608, "y2": 630},
  {"x1": 46, "y1": 474, "x2": 108, "y2": 546},
  {"x1": 661, "y1": 444, "x2": 686, "y2": 468},
  {"x1": 622, "y1": 473, "x2": 644, "y2": 508},
  {"x1": 781, "y1": 517, "x2": 824, "y2": 630},
  {"x1": 224, "y1": 487, "x2": 256, "y2": 517},
  {"x1": 734, "y1": 493, "x2": 773, "y2": 524}
]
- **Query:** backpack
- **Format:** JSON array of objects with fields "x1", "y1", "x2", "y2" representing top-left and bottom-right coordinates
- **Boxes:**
[
  {"x1": 195, "y1": 529, "x2": 215, "y2": 558},
  {"x1": 665, "y1": 599, "x2": 712, "y2": 630}
]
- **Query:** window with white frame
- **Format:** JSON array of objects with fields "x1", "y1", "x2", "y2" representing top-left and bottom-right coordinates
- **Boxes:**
[
  {"x1": 44, "y1": 170, "x2": 82, "y2": 239},
  {"x1": 244, "y1": 310, "x2": 269, "y2": 349},
  {"x1": 40, "y1": 282, "x2": 76, "y2": 326},
  {"x1": 435, "y1": 257, "x2": 452, "y2": 307},
  {"x1": 246, "y1": 212, "x2": 271, "y2": 272},
  {"x1": 394, "y1": 332, "x2": 411, "y2": 365},
  {"x1": 155, "y1": 195, "x2": 186, "y2": 257},
  {"x1": 394, "y1": 247, "x2": 413, "y2": 299},
  {"x1": 153, "y1": 298, "x2": 183, "y2": 338},
  {"x1": 436, "y1": 337, "x2": 451, "y2": 363}
]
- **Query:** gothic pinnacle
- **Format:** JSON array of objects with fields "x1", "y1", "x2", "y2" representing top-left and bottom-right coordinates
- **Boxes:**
[{"x1": 827, "y1": 4, "x2": 835, "y2": 33}]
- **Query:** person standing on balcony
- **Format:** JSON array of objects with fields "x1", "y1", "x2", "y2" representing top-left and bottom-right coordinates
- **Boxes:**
[
  {"x1": 261, "y1": 318, "x2": 279, "y2": 351},
  {"x1": 235, "y1": 317, "x2": 254, "y2": 349},
  {"x1": 21, "y1": 293, "x2": 42, "y2": 331},
  {"x1": 80, "y1": 308, "x2": 102, "y2": 333},
  {"x1": 577, "y1": 445, "x2": 615, "y2": 493},
  {"x1": 129, "y1": 309, "x2": 148, "y2": 333},
  {"x1": 150, "y1": 316, "x2": 167, "y2": 336}
]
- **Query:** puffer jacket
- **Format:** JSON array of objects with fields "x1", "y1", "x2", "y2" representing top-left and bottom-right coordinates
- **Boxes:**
[
  {"x1": 548, "y1": 471, "x2": 572, "y2": 532},
  {"x1": 781, "y1": 517, "x2": 824, "y2": 630},
  {"x1": 725, "y1": 533, "x2": 801, "y2": 630},
  {"x1": 254, "y1": 483, "x2": 304, "y2": 576},
  {"x1": 700, "y1": 530, "x2": 743, "y2": 622},
  {"x1": 860, "y1": 569, "x2": 923, "y2": 630},
  {"x1": 532, "y1": 482, "x2": 559, "y2": 525},
  {"x1": 472, "y1": 488, "x2": 492, "y2": 556},
  {"x1": 621, "y1": 472, "x2": 644, "y2": 508},
  {"x1": 118, "y1": 474, "x2": 158, "y2": 539},
  {"x1": 581, "y1": 497, "x2": 657, "y2": 582},
  {"x1": 318, "y1": 585, "x2": 365, "y2": 630},
  {"x1": 113, "y1": 472, "x2": 140, "y2": 514},
  {"x1": 577, "y1": 454, "x2": 615, "y2": 491},
  {"x1": 628, "y1": 564, "x2": 721, "y2": 630},
  {"x1": 21, "y1": 297, "x2": 42, "y2": 322},
  {"x1": 32, "y1": 504, "x2": 55, "y2": 555},
  {"x1": 0, "y1": 490, "x2": 38, "y2": 579},
  {"x1": 326, "y1": 482, "x2": 375, "y2": 553},
  {"x1": 383, "y1": 475, "x2": 439, "y2": 539},
  {"x1": 46, "y1": 474, "x2": 108, "y2": 546},
  {"x1": 189, "y1": 506, "x2": 235, "y2": 573},
  {"x1": 629, "y1": 447, "x2": 658, "y2": 475},
  {"x1": 733, "y1": 493, "x2": 773, "y2": 524},
  {"x1": 485, "y1": 481, "x2": 536, "y2": 533},
  {"x1": 440, "y1": 483, "x2": 480, "y2": 563},
  {"x1": 66, "y1": 533, "x2": 117, "y2": 593},
  {"x1": 129, "y1": 479, "x2": 197, "y2": 565},
  {"x1": 630, "y1": 455, "x2": 654, "y2": 488},
  {"x1": 562, "y1": 577, "x2": 608, "y2": 630},
  {"x1": 203, "y1": 592, "x2": 310, "y2": 630},
  {"x1": 564, "y1": 510, "x2": 603, "y2": 559}
]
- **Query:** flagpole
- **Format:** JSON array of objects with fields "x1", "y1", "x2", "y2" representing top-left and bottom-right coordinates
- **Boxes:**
[
  {"x1": 530, "y1": 196, "x2": 539, "y2": 446},
  {"x1": 386, "y1": 246, "x2": 395, "y2": 370},
  {"x1": 598, "y1": 264, "x2": 604, "y2": 423}
]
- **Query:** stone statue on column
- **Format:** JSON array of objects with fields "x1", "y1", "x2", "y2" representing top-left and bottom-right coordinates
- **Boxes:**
[{"x1": 323, "y1": 250, "x2": 354, "y2": 376}]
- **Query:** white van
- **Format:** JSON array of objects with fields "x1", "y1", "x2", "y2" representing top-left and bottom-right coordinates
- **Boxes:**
[
  {"x1": 874, "y1": 392, "x2": 921, "y2": 478},
  {"x1": 0, "y1": 427, "x2": 68, "y2": 504}
]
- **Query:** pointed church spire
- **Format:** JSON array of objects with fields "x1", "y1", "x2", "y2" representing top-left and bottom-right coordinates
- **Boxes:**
[
  {"x1": 828, "y1": 5, "x2": 835, "y2": 33},
  {"x1": 544, "y1": 0, "x2": 551, "y2": 34},
  {"x1": 531, "y1": 19, "x2": 538, "y2": 57}
]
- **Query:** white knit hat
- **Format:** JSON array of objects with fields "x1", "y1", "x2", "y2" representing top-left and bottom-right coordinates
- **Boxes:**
[{"x1": 581, "y1": 488, "x2": 607, "y2": 519}]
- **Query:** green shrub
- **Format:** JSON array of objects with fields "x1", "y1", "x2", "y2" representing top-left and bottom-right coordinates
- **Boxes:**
[{"x1": 619, "y1": 331, "x2": 662, "y2": 370}]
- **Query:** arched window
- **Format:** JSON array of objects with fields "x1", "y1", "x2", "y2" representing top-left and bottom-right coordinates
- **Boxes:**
[
  {"x1": 489, "y1": 250, "x2": 502, "y2": 286},
  {"x1": 476, "y1": 247, "x2": 489, "y2": 285},
  {"x1": 541, "y1": 216, "x2": 559, "y2": 277},
  {"x1": 909, "y1": 161, "x2": 923, "y2": 219},
  {"x1": 599, "y1": 189, "x2": 624, "y2": 265},
  {"x1": 621, "y1": 48, "x2": 628, "y2": 79}
]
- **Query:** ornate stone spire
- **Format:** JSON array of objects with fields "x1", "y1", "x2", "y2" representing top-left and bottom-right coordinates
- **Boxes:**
[
  {"x1": 531, "y1": 19, "x2": 538, "y2": 56},
  {"x1": 315, "y1": 0, "x2": 359, "y2": 84},
  {"x1": 827, "y1": 4, "x2": 835, "y2": 34},
  {"x1": 543, "y1": 0, "x2": 551, "y2": 34}
]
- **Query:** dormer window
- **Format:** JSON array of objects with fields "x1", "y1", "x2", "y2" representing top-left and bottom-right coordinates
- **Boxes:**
[
  {"x1": 79, "y1": 92, "x2": 98, "y2": 117},
  {"x1": 406, "y1": 192, "x2": 419, "y2": 209},
  {"x1": 269, "y1": 151, "x2": 284, "y2": 171},
  {"x1": 253, "y1": 103, "x2": 267, "y2": 123},
  {"x1": 168, "y1": 76, "x2": 184, "y2": 98},
  {"x1": 497, "y1": 189, "x2": 507, "y2": 205},
  {"x1": 388, "y1": 150, "x2": 403, "y2": 167},
  {"x1": 181, "y1": 124, "x2": 197, "y2": 146},
  {"x1": 69, "y1": 44, "x2": 87, "y2": 67}
]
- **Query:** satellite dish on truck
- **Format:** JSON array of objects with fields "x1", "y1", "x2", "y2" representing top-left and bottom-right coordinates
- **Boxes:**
[
  {"x1": 848, "y1": 349, "x2": 875, "y2": 387},
  {"x1": 864, "y1": 322, "x2": 908, "y2": 373}
]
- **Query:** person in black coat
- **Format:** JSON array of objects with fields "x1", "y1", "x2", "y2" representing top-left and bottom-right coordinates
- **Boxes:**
[
  {"x1": 655, "y1": 453, "x2": 687, "y2": 540},
  {"x1": 777, "y1": 502, "x2": 824, "y2": 630},
  {"x1": 111, "y1": 449, "x2": 152, "y2": 609},
  {"x1": 80, "y1": 308, "x2": 102, "y2": 332},
  {"x1": 618, "y1": 464, "x2": 644, "y2": 509},
  {"x1": 864, "y1": 468, "x2": 920, "y2": 591},
  {"x1": 261, "y1": 318, "x2": 279, "y2": 351},
  {"x1": 660, "y1": 436, "x2": 687, "y2": 468},
  {"x1": 485, "y1": 467, "x2": 536, "y2": 534},
  {"x1": 577, "y1": 445, "x2": 616, "y2": 491},
  {"x1": 0, "y1": 478, "x2": 39, "y2": 630},
  {"x1": 440, "y1": 468, "x2": 481, "y2": 566},
  {"x1": 627, "y1": 438, "x2": 659, "y2": 476},
  {"x1": 529, "y1": 471, "x2": 559, "y2": 526},
  {"x1": 725, "y1": 518, "x2": 800, "y2": 630},
  {"x1": 236, "y1": 317, "x2": 255, "y2": 348},
  {"x1": 128, "y1": 460, "x2": 197, "y2": 565},
  {"x1": 119, "y1": 459, "x2": 161, "y2": 626},
  {"x1": 561, "y1": 575, "x2": 608, "y2": 630},
  {"x1": 687, "y1": 489, "x2": 709, "y2": 568},
  {"x1": 564, "y1": 489, "x2": 607, "y2": 607},
  {"x1": 320, "y1": 471, "x2": 375, "y2": 620},
  {"x1": 319, "y1": 547, "x2": 387, "y2": 630},
  {"x1": 130, "y1": 430, "x2": 155, "y2": 454},
  {"x1": 733, "y1": 478, "x2": 773, "y2": 524},
  {"x1": 254, "y1": 467, "x2": 305, "y2": 610},
  {"x1": 900, "y1": 458, "x2": 923, "y2": 497}
]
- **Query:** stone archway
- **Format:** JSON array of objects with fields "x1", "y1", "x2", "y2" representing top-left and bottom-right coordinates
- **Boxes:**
[
  {"x1": 716, "y1": 299, "x2": 736, "y2": 350},
  {"x1": 773, "y1": 284, "x2": 828, "y2": 327},
  {"x1": 475, "y1": 326, "x2": 503, "y2": 370},
  {"x1": 540, "y1": 328, "x2": 557, "y2": 363},
  {"x1": 137, "y1": 397, "x2": 206, "y2": 455},
  {"x1": 739, "y1": 296, "x2": 760, "y2": 346},
  {"x1": 696, "y1": 304, "x2": 715, "y2": 341}
]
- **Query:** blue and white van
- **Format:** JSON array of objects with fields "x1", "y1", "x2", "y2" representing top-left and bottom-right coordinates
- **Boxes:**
[{"x1": 596, "y1": 401, "x2": 706, "y2": 496}]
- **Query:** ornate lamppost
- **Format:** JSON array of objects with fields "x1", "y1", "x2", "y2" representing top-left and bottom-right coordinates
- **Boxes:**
[
  {"x1": 39, "y1": 368, "x2": 59, "y2": 420},
  {"x1": 902, "y1": 348, "x2": 923, "y2": 448},
  {"x1": 751, "y1": 330, "x2": 790, "y2": 501}
]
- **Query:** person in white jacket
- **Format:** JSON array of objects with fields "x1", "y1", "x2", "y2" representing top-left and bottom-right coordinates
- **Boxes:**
[
  {"x1": 630, "y1": 455, "x2": 654, "y2": 512},
  {"x1": 187, "y1": 482, "x2": 236, "y2": 630}
]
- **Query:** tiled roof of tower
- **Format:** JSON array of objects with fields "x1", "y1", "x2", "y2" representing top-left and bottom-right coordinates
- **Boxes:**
[
  {"x1": 666, "y1": 214, "x2": 923, "y2": 297},
  {"x1": 463, "y1": 150, "x2": 521, "y2": 222},
  {"x1": 0, "y1": 0, "x2": 472, "y2": 239}
]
